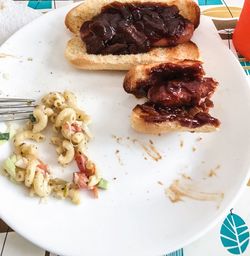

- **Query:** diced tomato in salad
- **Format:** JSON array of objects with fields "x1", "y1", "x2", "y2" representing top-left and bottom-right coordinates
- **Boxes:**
[
  {"x1": 73, "y1": 172, "x2": 88, "y2": 189},
  {"x1": 75, "y1": 153, "x2": 95, "y2": 177},
  {"x1": 74, "y1": 153, "x2": 97, "y2": 192},
  {"x1": 71, "y1": 122, "x2": 82, "y2": 132},
  {"x1": 75, "y1": 153, "x2": 88, "y2": 173},
  {"x1": 63, "y1": 122, "x2": 82, "y2": 133},
  {"x1": 92, "y1": 187, "x2": 99, "y2": 198},
  {"x1": 36, "y1": 159, "x2": 49, "y2": 175}
]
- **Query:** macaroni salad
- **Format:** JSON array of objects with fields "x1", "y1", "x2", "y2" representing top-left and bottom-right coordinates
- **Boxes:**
[{"x1": 2, "y1": 91, "x2": 108, "y2": 204}]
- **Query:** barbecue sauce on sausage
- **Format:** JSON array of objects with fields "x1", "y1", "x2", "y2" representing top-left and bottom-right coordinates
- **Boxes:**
[
  {"x1": 80, "y1": 2, "x2": 194, "y2": 55},
  {"x1": 124, "y1": 61, "x2": 220, "y2": 128}
]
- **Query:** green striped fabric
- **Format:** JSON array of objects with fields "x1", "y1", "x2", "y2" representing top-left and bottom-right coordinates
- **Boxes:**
[
  {"x1": 239, "y1": 55, "x2": 250, "y2": 76},
  {"x1": 166, "y1": 249, "x2": 184, "y2": 256}
]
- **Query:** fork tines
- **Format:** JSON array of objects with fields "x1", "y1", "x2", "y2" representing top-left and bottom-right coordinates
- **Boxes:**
[{"x1": 0, "y1": 98, "x2": 36, "y2": 122}]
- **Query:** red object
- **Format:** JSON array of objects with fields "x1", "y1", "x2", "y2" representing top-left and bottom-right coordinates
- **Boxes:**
[
  {"x1": 75, "y1": 153, "x2": 88, "y2": 173},
  {"x1": 73, "y1": 172, "x2": 88, "y2": 188},
  {"x1": 75, "y1": 153, "x2": 95, "y2": 177},
  {"x1": 92, "y1": 187, "x2": 99, "y2": 198},
  {"x1": 71, "y1": 122, "x2": 82, "y2": 132},
  {"x1": 233, "y1": 0, "x2": 250, "y2": 60},
  {"x1": 63, "y1": 122, "x2": 82, "y2": 132},
  {"x1": 37, "y1": 159, "x2": 49, "y2": 175}
]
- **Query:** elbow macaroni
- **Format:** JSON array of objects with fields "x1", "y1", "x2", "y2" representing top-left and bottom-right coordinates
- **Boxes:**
[
  {"x1": 32, "y1": 106, "x2": 48, "y2": 133},
  {"x1": 58, "y1": 140, "x2": 74, "y2": 165},
  {"x1": 3, "y1": 91, "x2": 98, "y2": 204},
  {"x1": 25, "y1": 159, "x2": 39, "y2": 187},
  {"x1": 15, "y1": 169, "x2": 25, "y2": 182},
  {"x1": 33, "y1": 171, "x2": 51, "y2": 197},
  {"x1": 54, "y1": 108, "x2": 76, "y2": 129},
  {"x1": 14, "y1": 130, "x2": 45, "y2": 147},
  {"x1": 71, "y1": 132, "x2": 84, "y2": 144},
  {"x1": 19, "y1": 144, "x2": 38, "y2": 158}
]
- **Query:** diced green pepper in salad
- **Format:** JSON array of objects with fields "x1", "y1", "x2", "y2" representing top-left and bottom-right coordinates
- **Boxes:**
[
  {"x1": 0, "y1": 124, "x2": 16, "y2": 145},
  {"x1": 3, "y1": 156, "x2": 16, "y2": 178},
  {"x1": 0, "y1": 132, "x2": 9, "y2": 141},
  {"x1": 97, "y1": 178, "x2": 108, "y2": 190}
]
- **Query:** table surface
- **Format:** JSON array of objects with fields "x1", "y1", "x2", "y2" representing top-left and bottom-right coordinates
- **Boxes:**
[{"x1": 0, "y1": 0, "x2": 250, "y2": 255}]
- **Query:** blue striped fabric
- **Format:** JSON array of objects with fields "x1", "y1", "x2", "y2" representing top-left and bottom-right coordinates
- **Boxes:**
[
  {"x1": 198, "y1": 0, "x2": 223, "y2": 5},
  {"x1": 239, "y1": 60, "x2": 250, "y2": 75},
  {"x1": 28, "y1": 0, "x2": 52, "y2": 9},
  {"x1": 165, "y1": 249, "x2": 184, "y2": 256}
]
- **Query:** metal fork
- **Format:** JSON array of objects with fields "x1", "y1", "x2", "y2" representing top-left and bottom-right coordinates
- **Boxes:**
[{"x1": 0, "y1": 98, "x2": 36, "y2": 122}]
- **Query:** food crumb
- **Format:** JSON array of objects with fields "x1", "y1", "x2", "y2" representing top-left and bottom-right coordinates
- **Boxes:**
[
  {"x1": 112, "y1": 136, "x2": 162, "y2": 161},
  {"x1": 208, "y1": 170, "x2": 216, "y2": 177},
  {"x1": 208, "y1": 165, "x2": 221, "y2": 177},
  {"x1": 196, "y1": 137, "x2": 202, "y2": 142},
  {"x1": 158, "y1": 181, "x2": 163, "y2": 186},
  {"x1": 27, "y1": 57, "x2": 33, "y2": 61},
  {"x1": 192, "y1": 147, "x2": 196, "y2": 152},
  {"x1": 180, "y1": 140, "x2": 184, "y2": 148},
  {"x1": 112, "y1": 135, "x2": 123, "y2": 144},
  {"x1": 115, "y1": 149, "x2": 123, "y2": 165},
  {"x1": 181, "y1": 173, "x2": 192, "y2": 180}
]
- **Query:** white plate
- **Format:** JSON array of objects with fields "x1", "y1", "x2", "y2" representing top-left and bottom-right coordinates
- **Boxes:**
[{"x1": 0, "y1": 5, "x2": 250, "y2": 256}]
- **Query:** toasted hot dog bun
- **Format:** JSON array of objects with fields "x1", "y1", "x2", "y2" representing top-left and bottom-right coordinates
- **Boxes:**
[
  {"x1": 124, "y1": 59, "x2": 204, "y2": 94},
  {"x1": 131, "y1": 105, "x2": 218, "y2": 134},
  {"x1": 123, "y1": 61, "x2": 220, "y2": 134},
  {"x1": 65, "y1": 0, "x2": 200, "y2": 70},
  {"x1": 65, "y1": 38, "x2": 200, "y2": 70}
]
